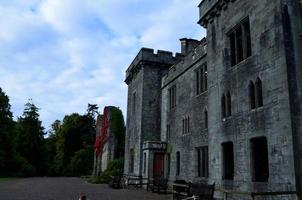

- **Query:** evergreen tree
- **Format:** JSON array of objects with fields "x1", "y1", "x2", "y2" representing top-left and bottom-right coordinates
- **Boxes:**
[
  {"x1": 0, "y1": 88, "x2": 16, "y2": 176},
  {"x1": 15, "y1": 99, "x2": 46, "y2": 176}
]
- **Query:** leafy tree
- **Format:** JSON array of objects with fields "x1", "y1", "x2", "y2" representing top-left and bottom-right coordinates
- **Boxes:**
[
  {"x1": 64, "y1": 146, "x2": 94, "y2": 176},
  {"x1": 0, "y1": 88, "x2": 16, "y2": 176},
  {"x1": 15, "y1": 99, "x2": 46, "y2": 176}
]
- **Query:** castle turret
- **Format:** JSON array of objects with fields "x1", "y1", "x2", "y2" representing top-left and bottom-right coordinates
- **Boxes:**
[{"x1": 124, "y1": 48, "x2": 182, "y2": 177}]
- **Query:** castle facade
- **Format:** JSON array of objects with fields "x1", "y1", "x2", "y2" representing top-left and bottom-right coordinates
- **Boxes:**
[{"x1": 124, "y1": 0, "x2": 302, "y2": 198}]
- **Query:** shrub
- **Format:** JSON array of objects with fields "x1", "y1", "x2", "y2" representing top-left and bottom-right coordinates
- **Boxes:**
[
  {"x1": 88, "y1": 159, "x2": 124, "y2": 184},
  {"x1": 64, "y1": 146, "x2": 94, "y2": 177}
]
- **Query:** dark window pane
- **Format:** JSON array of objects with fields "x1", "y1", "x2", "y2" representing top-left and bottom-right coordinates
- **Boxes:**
[
  {"x1": 236, "y1": 27, "x2": 243, "y2": 63},
  {"x1": 176, "y1": 152, "x2": 180, "y2": 176},
  {"x1": 204, "y1": 110, "x2": 208, "y2": 129},
  {"x1": 244, "y1": 20, "x2": 252, "y2": 57},
  {"x1": 204, "y1": 65, "x2": 208, "y2": 91},
  {"x1": 249, "y1": 81, "x2": 256, "y2": 109},
  {"x1": 221, "y1": 94, "x2": 226, "y2": 118},
  {"x1": 230, "y1": 32, "x2": 236, "y2": 66},
  {"x1": 227, "y1": 92, "x2": 232, "y2": 117},
  {"x1": 256, "y1": 78, "x2": 263, "y2": 107},
  {"x1": 251, "y1": 137, "x2": 269, "y2": 182},
  {"x1": 196, "y1": 70, "x2": 200, "y2": 95},
  {"x1": 222, "y1": 142, "x2": 234, "y2": 180}
]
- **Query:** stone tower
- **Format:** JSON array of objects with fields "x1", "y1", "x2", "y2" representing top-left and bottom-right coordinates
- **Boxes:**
[{"x1": 124, "y1": 48, "x2": 182, "y2": 176}]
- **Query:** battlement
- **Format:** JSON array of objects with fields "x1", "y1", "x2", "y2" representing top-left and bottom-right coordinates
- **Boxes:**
[
  {"x1": 198, "y1": 0, "x2": 236, "y2": 27},
  {"x1": 125, "y1": 48, "x2": 183, "y2": 84}
]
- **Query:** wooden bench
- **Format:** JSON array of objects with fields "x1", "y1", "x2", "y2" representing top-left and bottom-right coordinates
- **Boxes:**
[
  {"x1": 172, "y1": 180, "x2": 190, "y2": 200},
  {"x1": 122, "y1": 174, "x2": 148, "y2": 189},
  {"x1": 185, "y1": 182, "x2": 215, "y2": 200},
  {"x1": 147, "y1": 177, "x2": 168, "y2": 194},
  {"x1": 109, "y1": 176, "x2": 122, "y2": 189}
]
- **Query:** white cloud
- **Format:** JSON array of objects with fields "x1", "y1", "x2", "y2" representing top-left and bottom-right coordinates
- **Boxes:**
[{"x1": 0, "y1": 0, "x2": 206, "y2": 130}]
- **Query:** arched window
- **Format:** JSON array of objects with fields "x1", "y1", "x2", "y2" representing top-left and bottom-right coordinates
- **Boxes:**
[
  {"x1": 221, "y1": 94, "x2": 226, "y2": 118},
  {"x1": 204, "y1": 109, "x2": 208, "y2": 129},
  {"x1": 256, "y1": 78, "x2": 263, "y2": 107},
  {"x1": 227, "y1": 92, "x2": 232, "y2": 117},
  {"x1": 249, "y1": 81, "x2": 256, "y2": 109}
]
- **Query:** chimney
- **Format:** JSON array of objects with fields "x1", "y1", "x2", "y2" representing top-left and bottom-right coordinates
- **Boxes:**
[{"x1": 180, "y1": 38, "x2": 200, "y2": 55}]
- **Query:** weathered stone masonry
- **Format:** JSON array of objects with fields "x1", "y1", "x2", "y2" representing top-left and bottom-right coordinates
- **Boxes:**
[{"x1": 124, "y1": 0, "x2": 302, "y2": 199}]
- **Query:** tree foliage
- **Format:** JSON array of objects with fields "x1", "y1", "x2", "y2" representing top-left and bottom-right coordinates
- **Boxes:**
[
  {"x1": 0, "y1": 90, "x2": 121, "y2": 178},
  {"x1": 15, "y1": 100, "x2": 46, "y2": 176},
  {"x1": 0, "y1": 88, "x2": 16, "y2": 176}
]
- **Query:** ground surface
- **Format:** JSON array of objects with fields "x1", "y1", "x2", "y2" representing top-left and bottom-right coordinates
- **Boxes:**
[{"x1": 0, "y1": 177, "x2": 172, "y2": 200}]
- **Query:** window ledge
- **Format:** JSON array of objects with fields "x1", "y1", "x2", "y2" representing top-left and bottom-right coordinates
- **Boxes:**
[
  {"x1": 222, "y1": 116, "x2": 232, "y2": 122},
  {"x1": 196, "y1": 90, "x2": 208, "y2": 97},
  {"x1": 250, "y1": 106, "x2": 264, "y2": 113},
  {"x1": 229, "y1": 55, "x2": 254, "y2": 70}
]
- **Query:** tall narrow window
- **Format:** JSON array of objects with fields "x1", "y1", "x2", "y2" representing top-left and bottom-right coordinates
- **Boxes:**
[
  {"x1": 226, "y1": 92, "x2": 232, "y2": 117},
  {"x1": 195, "y1": 69, "x2": 200, "y2": 95},
  {"x1": 221, "y1": 94, "x2": 226, "y2": 119},
  {"x1": 167, "y1": 124, "x2": 171, "y2": 140},
  {"x1": 197, "y1": 146, "x2": 209, "y2": 177},
  {"x1": 195, "y1": 64, "x2": 208, "y2": 95},
  {"x1": 249, "y1": 81, "x2": 256, "y2": 109},
  {"x1": 204, "y1": 65, "x2": 208, "y2": 91},
  {"x1": 236, "y1": 27, "x2": 243, "y2": 63},
  {"x1": 256, "y1": 78, "x2": 263, "y2": 108},
  {"x1": 222, "y1": 142, "x2": 234, "y2": 180},
  {"x1": 229, "y1": 18, "x2": 251, "y2": 66},
  {"x1": 143, "y1": 152, "x2": 147, "y2": 174},
  {"x1": 167, "y1": 153, "x2": 171, "y2": 178},
  {"x1": 176, "y1": 151, "x2": 180, "y2": 176},
  {"x1": 243, "y1": 20, "x2": 252, "y2": 58},
  {"x1": 230, "y1": 32, "x2": 236, "y2": 66},
  {"x1": 169, "y1": 85, "x2": 177, "y2": 109},
  {"x1": 251, "y1": 137, "x2": 269, "y2": 182},
  {"x1": 182, "y1": 117, "x2": 190, "y2": 134},
  {"x1": 130, "y1": 149, "x2": 135, "y2": 173},
  {"x1": 204, "y1": 109, "x2": 208, "y2": 129},
  {"x1": 132, "y1": 92, "x2": 136, "y2": 113}
]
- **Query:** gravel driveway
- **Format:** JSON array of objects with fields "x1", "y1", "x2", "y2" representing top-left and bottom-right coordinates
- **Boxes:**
[{"x1": 0, "y1": 177, "x2": 172, "y2": 200}]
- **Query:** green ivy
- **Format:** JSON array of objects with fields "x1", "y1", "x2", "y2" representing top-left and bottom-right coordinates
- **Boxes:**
[{"x1": 109, "y1": 107, "x2": 125, "y2": 158}]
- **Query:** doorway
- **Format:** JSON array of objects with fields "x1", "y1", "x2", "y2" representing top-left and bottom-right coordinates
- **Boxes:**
[{"x1": 153, "y1": 153, "x2": 165, "y2": 179}]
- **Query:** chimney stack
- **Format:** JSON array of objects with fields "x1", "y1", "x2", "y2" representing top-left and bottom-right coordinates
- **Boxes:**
[{"x1": 180, "y1": 38, "x2": 200, "y2": 55}]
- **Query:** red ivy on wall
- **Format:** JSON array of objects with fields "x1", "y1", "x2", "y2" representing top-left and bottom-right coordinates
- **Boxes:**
[{"x1": 94, "y1": 107, "x2": 110, "y2": 155}]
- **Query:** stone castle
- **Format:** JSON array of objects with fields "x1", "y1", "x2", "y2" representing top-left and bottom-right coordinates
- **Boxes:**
[{"x1": 124, "y1": 0, "x2": 302, "y2": 198}]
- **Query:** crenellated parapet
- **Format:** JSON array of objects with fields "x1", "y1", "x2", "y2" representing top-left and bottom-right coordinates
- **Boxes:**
[
  {"x1": 198, "y1": 0, "x2": 237, "y2": 27},
  {"x1": 161, "y1": 38, "x2": 207, "y2": 88},
  {"x1": 125, "y1": 48, "x2": 183, "y2": 84}
]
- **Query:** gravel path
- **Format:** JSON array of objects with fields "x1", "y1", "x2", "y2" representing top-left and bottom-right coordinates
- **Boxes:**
[{"x1": 0, "y1": 177, "x2": 172, "y2": 200}]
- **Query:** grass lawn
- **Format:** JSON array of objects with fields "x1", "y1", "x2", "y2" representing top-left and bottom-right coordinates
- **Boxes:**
[{"x1": 0, "y1": 177, "x2": 16, "y2": 182}]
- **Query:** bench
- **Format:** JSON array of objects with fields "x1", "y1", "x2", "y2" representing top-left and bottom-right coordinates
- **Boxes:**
[
  {"x1": 147, "y1": 177, "x2": 168, "y2": 194},
  {"x1": 172, "y1": 180, "x2": 190, "y2": 200},
  {"x1": 121, "y1": 174, "x2": 148, "y2": 189},
  {"x1": 185, "y1": 182, "x2": 215, "y2": 200},
  {"x1": 109, "y1": 176, "x2": 122, "y2": 189}
]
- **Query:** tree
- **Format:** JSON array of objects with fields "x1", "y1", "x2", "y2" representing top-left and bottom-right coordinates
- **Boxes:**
[
  {"x1": 81, "y1": 104, "x2": 98, "y2": 145},
  {"x1": 15, "y1": 99, "x2": 46, "y2": 176},
  {"x1": 0, "y1": 88, "x2": 16, "y2": 176}
]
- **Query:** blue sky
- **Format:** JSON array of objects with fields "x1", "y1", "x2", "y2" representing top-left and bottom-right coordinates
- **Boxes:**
[{"x1": 0, "y1": 0, "x2": 206, "y2": 130}]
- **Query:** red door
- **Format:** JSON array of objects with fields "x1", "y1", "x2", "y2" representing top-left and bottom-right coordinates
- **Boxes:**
[{"x1": 153, "y1": 153, "x2": 165, "y2": 179}]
